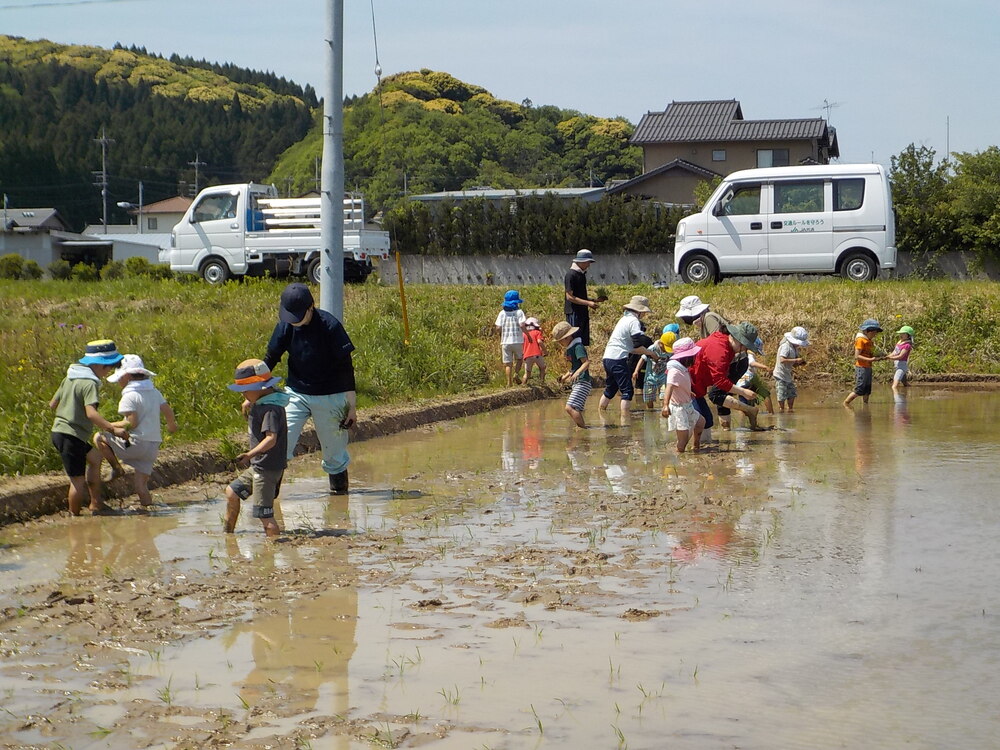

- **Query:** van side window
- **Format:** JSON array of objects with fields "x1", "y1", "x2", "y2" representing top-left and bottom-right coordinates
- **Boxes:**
[
  {"x1": 192, "y1": 194, "x2": 238, "y2": 223},
  {"x1": 721, "y1": 184, "x2": 762, "y2": 216},
  {"x1": 833, "y1": 178, "x2": 865, "y2": 211},
  {"x1": 773, "y1": 181, "x2": 824, "y2": 213}
]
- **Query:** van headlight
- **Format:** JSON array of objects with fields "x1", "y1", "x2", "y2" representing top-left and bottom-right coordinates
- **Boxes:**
[{"x1": 676, "y1": 221, "x2": 686, "y2": 243}]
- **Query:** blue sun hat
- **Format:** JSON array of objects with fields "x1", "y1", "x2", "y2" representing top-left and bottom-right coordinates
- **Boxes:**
[
  {"x1": 79, "y1": 339, "x2": 124, "y2": 366},
  {"x1": 662, "y1": 323, "x2": 680, "y2": 336},
  {"x1": 860, "y1": 318, "x2": 883, "y2": 332},
  {"x1": 503, "y1": 290, "x2": 524, "y2": 311}
]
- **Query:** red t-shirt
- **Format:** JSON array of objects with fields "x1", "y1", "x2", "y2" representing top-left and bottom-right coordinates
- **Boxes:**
[
  {"x1": 523, "y1": 329, "x2": 544, "y2": 359},
  {"x1": 690, "y1": 331, "x2": 735, "y2": 397}
]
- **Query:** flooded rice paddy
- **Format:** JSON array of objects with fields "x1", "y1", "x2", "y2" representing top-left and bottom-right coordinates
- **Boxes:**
[{"x1": 1, "y1": 386, "x2": 999, "y2": 749}]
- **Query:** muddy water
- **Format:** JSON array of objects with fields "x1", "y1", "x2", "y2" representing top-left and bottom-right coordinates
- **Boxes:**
[{"x1": 2, "y1": 387, "x2": 999, "y2": 749}]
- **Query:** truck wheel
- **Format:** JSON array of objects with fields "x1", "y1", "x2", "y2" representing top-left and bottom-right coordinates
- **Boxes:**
[
  {"x1": 307, "y1": 257, "x2": 322, "y2": 284},
  {"x1": 840, "y1": 252, "x2": 877, "y2": 282},
  {"x1": 680, "y1": 253, "x2": 718, "y2": 285},
  {"x1": 200, "y1": 258, "x2": 230, "y2": 285}
]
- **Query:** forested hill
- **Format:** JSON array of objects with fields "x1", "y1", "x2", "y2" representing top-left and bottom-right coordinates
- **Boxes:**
[
  {"x1": 267, "y1": 69, "x2": 643, "y2": 211},
  {"x1": 0, "y1": 35, "x2": 315, "y2": 230},
  {"x1": 2, "y1": 35, "x2": 642, "y2": 230}
]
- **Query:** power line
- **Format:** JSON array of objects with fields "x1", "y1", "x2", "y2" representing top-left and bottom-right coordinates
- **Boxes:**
[{"x1": 0, "y1": 0, "x2": 150, "y2": 10}]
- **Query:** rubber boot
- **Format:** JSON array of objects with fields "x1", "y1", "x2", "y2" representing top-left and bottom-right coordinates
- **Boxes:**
[{"x1": 329, "y1": 470, "x2": 349, "y2": 495}]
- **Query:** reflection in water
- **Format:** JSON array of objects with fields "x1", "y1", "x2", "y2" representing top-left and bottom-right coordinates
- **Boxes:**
[
  {"x1": 222, "y1": 536, "x2": 357, "y2": 716},
  {"x1": 65, "y1": 515, "x2": 172, "y2": 580},
  {"x1": 852, "y1": 406, "x2": 874, "y2": 475}
]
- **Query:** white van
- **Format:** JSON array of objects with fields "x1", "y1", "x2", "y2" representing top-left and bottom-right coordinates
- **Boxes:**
[{"x1": 673, "y1": 164, "x2": 896, "y2": 283}]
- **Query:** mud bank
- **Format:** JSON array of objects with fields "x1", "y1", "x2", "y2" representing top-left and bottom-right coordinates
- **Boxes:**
[{"x1": 0, "y1": 384, "x2": 559, "y2": 526}]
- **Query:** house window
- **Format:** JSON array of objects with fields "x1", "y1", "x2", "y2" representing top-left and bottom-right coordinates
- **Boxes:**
[
  {"x1": 712, "y1": 149, "x2": 727, "y2": 162},
  {"x1": 833, "y1": 178, "x2": 865, "y2": 211},
  {"x1": 773, "y1": 181, "x2": 824, "y2": 213},
  {"x1": 146, "y1": 217, "x2": 158, "y2": 230},
  {"x1": 756, "y1": 149, "x2": 790, "y2": 168}
]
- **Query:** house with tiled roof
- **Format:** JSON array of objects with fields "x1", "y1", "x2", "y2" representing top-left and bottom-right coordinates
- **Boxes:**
[{"x1": 609, "y1": 99, "x2": 839, "y2": 205}]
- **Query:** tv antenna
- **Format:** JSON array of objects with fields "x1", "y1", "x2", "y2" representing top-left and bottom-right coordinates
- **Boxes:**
[{"x1": 813, "y1": 99, "x2": 843, "y2": 122}]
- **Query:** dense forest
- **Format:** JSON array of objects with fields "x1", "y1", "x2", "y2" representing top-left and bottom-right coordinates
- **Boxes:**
[
  {"x1": 1, "y1": 36, "x2": 643, "y2": 234},
  {"x1": 0, "y1": 36, "x2": 315, "y2": 229},
  {"x1": 269, "y1": 69, "x2": 643, "y2": 211}
]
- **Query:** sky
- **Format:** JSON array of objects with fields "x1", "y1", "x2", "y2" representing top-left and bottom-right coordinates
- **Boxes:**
[{"x1": 2, "y1": 0, "x2": 997, "y2": 168}]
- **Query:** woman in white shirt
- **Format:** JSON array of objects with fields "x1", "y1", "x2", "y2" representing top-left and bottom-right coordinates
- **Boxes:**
[{"x1": 599, "y1": 295, "x2": 659, "y2": 416}]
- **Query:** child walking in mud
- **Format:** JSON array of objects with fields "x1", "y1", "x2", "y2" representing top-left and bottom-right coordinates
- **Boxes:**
[
  {"x1": 773, "y1": 327, "x2": 809, "y2": 412},
  {"x1": 521, "y1": 317, "x2": 547, "y2": 384},
  {"x1": 844, "y1": 319, "x2": 884, "y2": 408},
  {"x1": 661, "y1": 337, "x2": 705, "y2": 453},
  {"x1": 635, "y1": 327, "x2": 673, "y2": 410},
  {"x1": 224, "y1": 359, "x2": 289, "y2": 537},
  {"x1": 92, "y1": 354, "x2": 179, "y2": 508},
  {"x1": 495, "y1": 290, "x2": 527, "y2": 387},
  {"x1": 49, "y1": 340, "x2": 129, "y2": 515},
  {"x1": 552, "y1": 321, "x2": 591, "y2": 428},
  {"x1": 887, "y1": 326, "x2": 914, "y2": 392}
]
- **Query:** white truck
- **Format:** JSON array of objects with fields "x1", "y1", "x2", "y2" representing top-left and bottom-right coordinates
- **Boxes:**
[
  {"x1": 161, "y1": 183, "x2": 391, "y2": 284},
  {"x1": 674, "y1": 163, "x2": 896, "y2": 283}
]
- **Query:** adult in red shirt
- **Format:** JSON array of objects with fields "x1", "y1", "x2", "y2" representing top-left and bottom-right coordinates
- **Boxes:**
[{"x1": 690, "y1": 322, "x2": 762, "y2": 431}]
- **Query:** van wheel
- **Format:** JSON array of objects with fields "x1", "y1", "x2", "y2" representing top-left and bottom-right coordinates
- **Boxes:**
[
  {"x1": 307, "y1": 258, "x2": 322, "y2": 284},
  {"x1": 200, "y1": 258, "x2": 230, "y2": 285},
  {"x1": 840, "y1": 253, "x2": 877, "y2": 282},
  {"x1": 680, "y1": 253, "x2": 718, "y2": 284}
]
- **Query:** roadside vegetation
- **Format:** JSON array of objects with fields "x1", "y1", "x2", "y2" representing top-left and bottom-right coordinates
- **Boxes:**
[{"x1": 2, "y1": 276, "x2": 999, "y2": 476}]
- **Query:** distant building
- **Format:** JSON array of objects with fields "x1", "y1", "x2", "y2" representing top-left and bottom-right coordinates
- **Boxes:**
[
  {"x1": 1, "y1": 207, "x2": 112, "y2": 269},
  {"x1": 118, "y1": 195, "x2": 192, "y2": 233},
  {"x1": 609, "y1": 99, "x2": 839, "y2": 205}
]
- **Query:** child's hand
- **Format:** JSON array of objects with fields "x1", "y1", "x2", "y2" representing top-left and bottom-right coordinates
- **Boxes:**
[{"x1": 236, "y1": 452, "x2": 251, "y2": 468}]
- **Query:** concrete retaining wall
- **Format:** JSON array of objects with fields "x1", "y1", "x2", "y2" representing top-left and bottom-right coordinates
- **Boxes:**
[{"x1": 377, "y1": 252, "x2": 1000, "y2": 286}]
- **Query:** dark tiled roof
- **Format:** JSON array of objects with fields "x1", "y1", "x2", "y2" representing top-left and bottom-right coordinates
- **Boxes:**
[
  {"x1": 632, "y1": 99, "x2": 832, "y2": 146},
  {"x1": 606, "y1": 158, "x2": 721, "y2": 195}
]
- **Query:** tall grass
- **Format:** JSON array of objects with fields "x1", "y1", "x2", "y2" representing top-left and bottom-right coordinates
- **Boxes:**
[{"x1": 2, "y1": 276, "x2": 999, "y2": 476}]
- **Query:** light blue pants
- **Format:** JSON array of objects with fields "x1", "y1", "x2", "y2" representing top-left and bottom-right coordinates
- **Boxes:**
[{"x1": 284, "y1": 388, "x2": 351, "y2": 475}]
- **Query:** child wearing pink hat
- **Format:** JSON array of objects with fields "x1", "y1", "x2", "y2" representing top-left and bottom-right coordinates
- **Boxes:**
[{"x1": 661, "y1": 337, "x2": 705, "y2": 453}]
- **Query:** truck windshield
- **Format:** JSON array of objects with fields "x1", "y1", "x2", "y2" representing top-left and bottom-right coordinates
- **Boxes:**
[{"x1": 192, "y1": 194, "x2": 238, "y2": 223}]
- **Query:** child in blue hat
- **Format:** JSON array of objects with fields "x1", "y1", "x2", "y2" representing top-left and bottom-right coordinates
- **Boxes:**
[
  {"x1": 49, "y1": 340, "x2": 129, "y2": 515},
  {"x1": 844, "y1": 318, "x2": 884, "y2": 408},
  {"x1": 494, "y1": 290, "x2": 527, "y2": 387}
]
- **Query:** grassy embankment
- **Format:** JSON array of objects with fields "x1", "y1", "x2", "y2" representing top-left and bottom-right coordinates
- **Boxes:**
[{"x1": 2, "y1": 277, "x2": 999, "y2": 476}]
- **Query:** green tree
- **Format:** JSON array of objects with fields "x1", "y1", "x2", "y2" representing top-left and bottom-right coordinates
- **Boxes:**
[
  {"x1": 889, "y1": 144, "x2": 954, "y2": 262},
  {"x1": 947, "y1": 147, "x2": 1000, "y2": 261}
]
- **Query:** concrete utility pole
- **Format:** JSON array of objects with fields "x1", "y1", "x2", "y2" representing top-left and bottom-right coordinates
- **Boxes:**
[
  {"x1": 93, "y1": 127, "x2": 114, "y2": 231},
  {"x1": 320, "y1": 0, "x2": 346, "y2": 318},
  {"x1": 188, "y1": 153, "x2": 207, "y2": 194}
]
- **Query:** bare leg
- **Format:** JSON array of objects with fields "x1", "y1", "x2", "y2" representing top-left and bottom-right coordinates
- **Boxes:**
[
  {"x1": 94, "y1": 433, "x2": 124, "y2": 481},
  {"x1": 224, "y1": 487, "x2": 241, "y2": 533},
  {"x1": 676, "y1": 429, "x2": 690, "y2": 453},
  {"x1": 843, "y1": 392, "x2": 857, "y2": 408},
  {"x1": 132, "y1": 472, "x2": 152, "y2": 506},
  {"x1": 598, "y1": 394, "x2": 611, "y2": 411},
  {"x1": 565, "y1": 404, "x2": 586, "y2": 428},
  {"x1": 538, "y1": 363, "x2": 546, "y2": 382},
  {"x1": 261, "y1": 518, "x2": 280, "y2": 538},
  {"x1": 787, "y1": 397, "x2": 796, "y2": 411},
  {"x1": 692, "y1": 416, "x2": 705, "y2": 451},
  {"x1": 85, "y1": 447, "x2": 106, "y2": 512},
  {"x1": 505, "y1": 363, "x2": 513, "y2": 387},
  {"x1": 723, "y1": 396, "x2": 759, "y2": 429},
  {"x1": 67, "y1": 475, "x2": 87, "y2": 516}
]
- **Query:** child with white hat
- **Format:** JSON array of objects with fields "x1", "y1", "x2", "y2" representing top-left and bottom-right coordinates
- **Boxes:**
[
  {"x1": 773, "y1": 326, "x2": 810, "y2": 411},
  {"x1": 93, "y1": 354, "x2": 178, "y2": 507}
]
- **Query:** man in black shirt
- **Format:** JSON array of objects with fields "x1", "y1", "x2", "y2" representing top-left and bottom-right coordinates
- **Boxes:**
[
  {"x1": 563, "y1": 248, "x2": 600, "y2": 345},
  {"x1": 264, "y1": 283, "x2": 357, "y2": 495}
]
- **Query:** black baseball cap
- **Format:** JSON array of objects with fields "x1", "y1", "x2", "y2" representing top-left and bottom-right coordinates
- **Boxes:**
[{"x1": 279, "y1": 283, "x2": 314, "y2": 324}]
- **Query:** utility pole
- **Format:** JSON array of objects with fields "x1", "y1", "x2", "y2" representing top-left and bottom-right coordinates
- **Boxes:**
[
  {"x1": 188, "y1": 153, "x2": 206, "y2": 194},
  {"x1": 138, "y1": 181, "x2": 144, "y2": 234},
  {"x1": 93, "y1": 127, "x2": 114, "y2": 231},
  {"x1": 320, "y1": 0, "x2": 345, "y2": 319}
]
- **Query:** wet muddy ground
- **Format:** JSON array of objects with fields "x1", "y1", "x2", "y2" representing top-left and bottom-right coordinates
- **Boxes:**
[{"x1": 2, "y1": 386, "x2": 999, "y2": 749}]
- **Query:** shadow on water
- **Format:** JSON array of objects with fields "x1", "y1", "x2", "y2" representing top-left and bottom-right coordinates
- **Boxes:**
[{"x1": 2, "y1": 386, "x2": 1000, "y2": 748}]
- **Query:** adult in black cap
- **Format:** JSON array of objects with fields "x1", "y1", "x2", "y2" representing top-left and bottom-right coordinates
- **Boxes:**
[
  {"x1": 263, "y1": 283, "x2": 357, "y2": 494},
  {"x1": 563, "y1": 248, "x2": 601, "y2": 346}
]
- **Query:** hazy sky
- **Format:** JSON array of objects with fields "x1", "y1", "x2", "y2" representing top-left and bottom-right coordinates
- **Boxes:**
[{"x1": 3, "y1": 0, "x2": 996, "y2": 167}]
